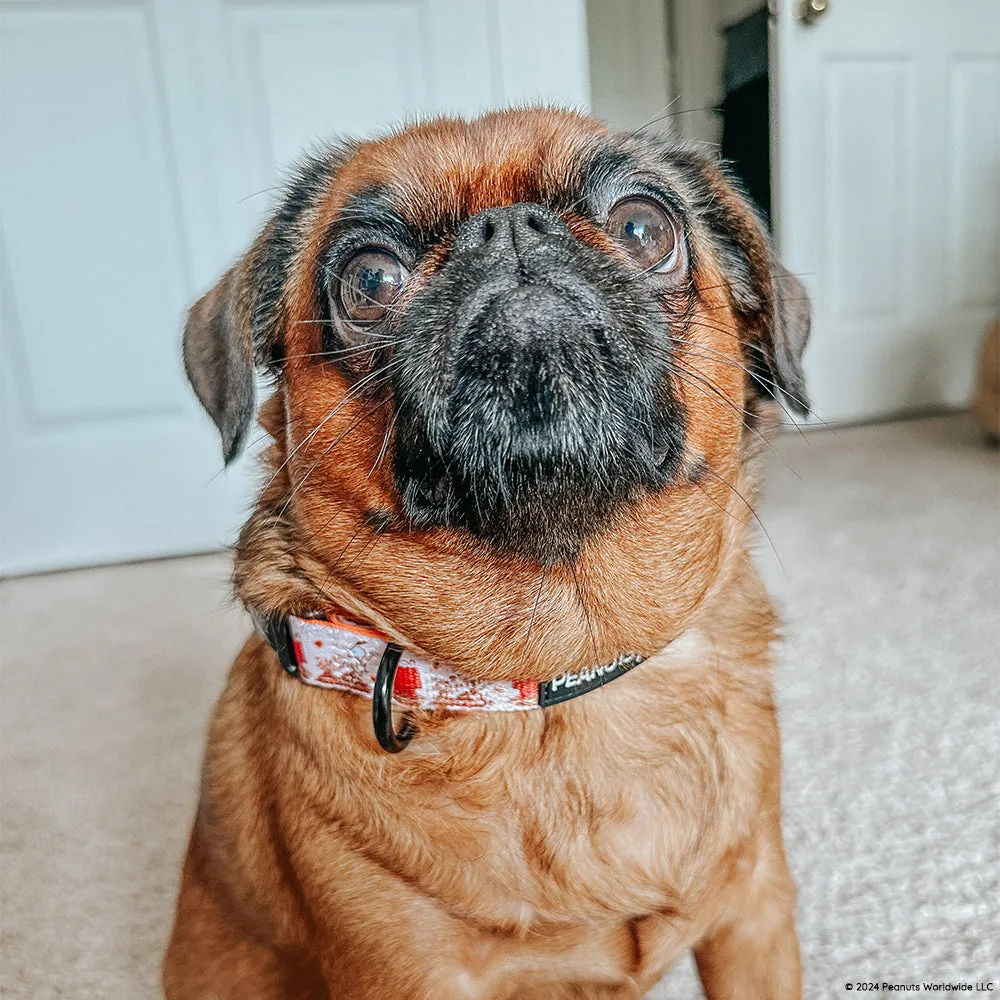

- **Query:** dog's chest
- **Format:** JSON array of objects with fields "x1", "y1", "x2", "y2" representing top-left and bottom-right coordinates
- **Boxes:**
[
  {"x1": 379, "y1": 658, "x2": 768, "y2": 951},
  {"x1": 377, "y1": 678, "x2": 769, "y2": 993},
  {"x1": 272, "y1": 638, "x2": 775, "y2": 990},
  {"x1": 468, "y1": 728, "x2": 744, "y2": 921}
]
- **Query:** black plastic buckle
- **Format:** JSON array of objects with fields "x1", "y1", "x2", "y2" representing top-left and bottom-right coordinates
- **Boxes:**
[
  {"x1": 259, "y1": 612, "x2": 299, "y2": 677},
  {"x1": 372, "y1": 642, "x2": 416, "y2": 753}
]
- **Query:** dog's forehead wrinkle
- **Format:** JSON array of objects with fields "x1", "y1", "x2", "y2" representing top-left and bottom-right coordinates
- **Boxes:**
[
  {"x1": 334, "y1": 123, "x2": 607, "y2": 235},
  {"x1": 322, "y1": 185, "x2": 416, "y2": 253},
  {"x1": 323, "y1": 128, "x2": 729, "y2": 255}
]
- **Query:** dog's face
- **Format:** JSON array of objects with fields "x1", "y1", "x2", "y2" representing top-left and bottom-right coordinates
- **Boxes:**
[{"x1": 185, "y1": 109, "x2": 808, "y2": 676}]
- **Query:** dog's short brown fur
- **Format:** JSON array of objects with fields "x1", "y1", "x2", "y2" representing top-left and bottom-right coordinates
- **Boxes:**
[{"x1": 164, "y1": 108, "x2": 809, "y2": 999}]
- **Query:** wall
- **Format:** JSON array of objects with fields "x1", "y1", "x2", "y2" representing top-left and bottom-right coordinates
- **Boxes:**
[
  {"x1": 670, "y1": 0, "x2": 765, "y2": 145},
  {"x1": 586, "y1": 0, "x2": 672, "y2": 131}
]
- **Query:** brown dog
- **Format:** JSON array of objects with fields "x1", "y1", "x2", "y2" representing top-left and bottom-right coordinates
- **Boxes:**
[{"x1": 164, "y1": 108, "x2": 810, "y2": 999}]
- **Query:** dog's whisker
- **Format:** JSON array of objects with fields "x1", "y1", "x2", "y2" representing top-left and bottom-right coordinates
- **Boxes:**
[
  {"x1": 669, "y1": 334, "x2": 812, "y2": 425},
  {"x1": 236, "y1": 184, "x2": 281, "y2": 204},
  {"x1": 366, "y1": 399, "x2": 399, "y2": 481},
  {"x1": 699, "y1": 465, "x2": 786, "y2": 578},
  {"x1": 524, "y1": 569, "x2": 549, "y2": 647},
  {"x1": 281, "y1": 340, "x2": 401, "y2": 363},
  {"x1": 325, "y1": 520, "x2": 369, "y2": 579},
  {"x1": 672, "y1": 336, "x2": 817, "y2": 444},
  {"x1": 278, "y1": 373, "x2": 401, "y2": 517},
  {"x1": 666, "y1": 348, "x2": 788, "y2": 424},
  {"x1": 569, "y1": 563, "x2": 600, "y2": 666},
  {"x1": 289, "y1": 320, "x2": 399, "y2": 340},
  {"x1": 308, "y1": 509, "x2": 372, "y2": 607},
  {"x1": 264, "y1": 358, "x2": 402, "y2": 494},
  {"x1": 627, "y1": 96, "x2": 682, "y2": 136},
  {"x1": 323, "y1": 270, "x2": 413, "y2": 319},
  {"x1": 664, "y1": 360, "x2": 800, "y2": 473},
  {"x1": 626, "y1": 102, "x2": 718, "y2": 140},
  {"x1": 668, "y1": 362, "x2": 803, "y2": 475},
  {"x1": 340, "y1": 531, "x2": 385, "y2": 579},
  {"x1": 279, "y1": 396, "x2": 389, "y2": 516},
  {"x1": 665, "y1": 362, "x2": 752, "y2": 422}
]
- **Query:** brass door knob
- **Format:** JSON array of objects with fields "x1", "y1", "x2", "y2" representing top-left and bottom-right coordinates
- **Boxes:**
[{"x1": 798, "y1": 0, "x2": 829, "y2": 25}]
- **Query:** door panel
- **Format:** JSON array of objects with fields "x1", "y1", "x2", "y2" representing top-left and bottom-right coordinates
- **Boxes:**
[
  {"x1": 1, "y1": 5, "x2": 189, "y2": 420},
  {"x1": 226, "y1": 3, "x2": 433, "y2": 167},
  {"x1": 946, "y1": 57, "x2": 1000, "y2": 312},
  {"x1": 491, "y1": 0, "x2": 590, "y2": 105},
  {"x1": 0, "y1": 0, "x2": 590, "y2": 574},
  {"x1": 0, "y1": 0, "x2": 252, "y2": 576},
  {"x1": 772, "y1": 0, "x2": 1000, "y2": 422},
  {"x1": 201, "y1": 0, "x2": 501, "y2": 254},
  {"x1": 823, "y1": 59, "x2": 911, "y2": 322}
]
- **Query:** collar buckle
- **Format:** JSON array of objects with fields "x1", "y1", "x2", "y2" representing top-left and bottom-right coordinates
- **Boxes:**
[{"x1": 256, "y1": 612, "x2": 299, "y2": 676}]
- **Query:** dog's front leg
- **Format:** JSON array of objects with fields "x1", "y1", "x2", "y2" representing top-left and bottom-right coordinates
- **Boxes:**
[{"x1": 692, "y1": 841, "x2": 801, "y2": 1000}]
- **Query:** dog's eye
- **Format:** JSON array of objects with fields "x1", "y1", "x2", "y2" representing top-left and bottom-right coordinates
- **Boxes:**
[
  {"x1": 338, "y1": 250, "x2": 407, "y2": 325},
  {"x1": 606, "y1": 198, "x2": 680, "y2": 272}
]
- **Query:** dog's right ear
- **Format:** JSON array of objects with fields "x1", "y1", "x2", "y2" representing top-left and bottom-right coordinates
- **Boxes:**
[
  {"x1": 183, "y1": 265, "x2": 256, "y2": 465},
  {"x1": 183, "y1": 144, "x2": 350, "y2": 464}
]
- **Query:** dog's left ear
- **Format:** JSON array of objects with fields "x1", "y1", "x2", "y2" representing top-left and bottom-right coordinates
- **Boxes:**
[
  {"x1": 182, "y1": 145, "x2": 349, "y2": 464},
  {"x1": 761, "y1": 262, "x2": 811, "y2": 415},
  {"x1": 183, "y1": 264, "x2": 256, "y2": 464}
]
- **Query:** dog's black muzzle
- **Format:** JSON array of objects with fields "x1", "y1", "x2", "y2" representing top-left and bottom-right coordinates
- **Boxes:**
[{"x1": 392, "y1": 202, "x2": 685, "y2": 564}]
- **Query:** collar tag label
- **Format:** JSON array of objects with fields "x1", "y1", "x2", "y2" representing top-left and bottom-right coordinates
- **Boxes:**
[{"x1": 538, "y1": 653, "x2": 645, "y2": 707}]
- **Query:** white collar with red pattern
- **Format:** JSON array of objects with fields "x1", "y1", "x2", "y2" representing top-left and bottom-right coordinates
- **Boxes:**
[{"x1": 259, "y1": 607, "x2": 646, "y2": 751}]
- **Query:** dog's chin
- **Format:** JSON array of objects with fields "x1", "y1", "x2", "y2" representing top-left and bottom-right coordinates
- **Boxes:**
[
  {"x1": 393, "y1": 406, "x2": 683, "y2": 564},
  {"x1": 396, "y1": 456, "x2": 636, "y2": 565}
]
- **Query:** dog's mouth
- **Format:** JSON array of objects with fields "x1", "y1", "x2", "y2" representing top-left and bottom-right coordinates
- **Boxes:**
[{"x1": 389, "y1": 203, "x2": 685, "y2": 565}]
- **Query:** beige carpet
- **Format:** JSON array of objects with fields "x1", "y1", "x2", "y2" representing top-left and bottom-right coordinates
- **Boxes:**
[{"x1": 2, "y1": 414, "x2": 998, "y2": 999}]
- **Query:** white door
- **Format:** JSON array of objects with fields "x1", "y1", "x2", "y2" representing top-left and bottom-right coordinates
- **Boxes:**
[
  {"x1": 771, "y1": 0, "x2": 1000, "y2": 423},
  {"x1": 0, "y1": 0, "x2": 590, "y2": 575}
]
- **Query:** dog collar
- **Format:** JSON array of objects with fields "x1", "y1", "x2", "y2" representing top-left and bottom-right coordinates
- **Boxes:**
[{"x1": 258, "y1": 608, "x2": 645, "y2": 753}]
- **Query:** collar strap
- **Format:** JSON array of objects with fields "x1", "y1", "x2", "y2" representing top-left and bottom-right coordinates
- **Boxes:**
[{"x1": 261, "y1": 609, "x2": 645, "y2": 713}]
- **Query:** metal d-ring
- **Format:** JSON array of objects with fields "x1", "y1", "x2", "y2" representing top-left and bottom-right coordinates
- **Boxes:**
[{"x1": 372, "y1": 642, "x2": 416, "y2": 753}]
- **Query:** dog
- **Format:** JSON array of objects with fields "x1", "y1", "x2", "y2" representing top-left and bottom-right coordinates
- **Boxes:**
[
  {"x1": 164, "y1": 107, "x2": 810, "y2": 1000},
  {"x1": 972, "y1": 319, "x2": 1000, "y2": 441}
]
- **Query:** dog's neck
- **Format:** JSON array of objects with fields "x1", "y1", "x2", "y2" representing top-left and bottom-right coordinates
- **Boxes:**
[{"x1": 232, "y1": 391, "x2": 775, "y2": 683}]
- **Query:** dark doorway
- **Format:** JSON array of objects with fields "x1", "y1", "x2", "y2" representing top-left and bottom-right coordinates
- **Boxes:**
[{"x1": 719, "y1": 6, "x2": 771, "y2": 224}]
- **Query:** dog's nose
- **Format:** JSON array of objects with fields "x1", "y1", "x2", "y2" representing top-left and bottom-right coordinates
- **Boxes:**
[{"x1": 454, "y1": 203, "x2": 568, "y2": 257}]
